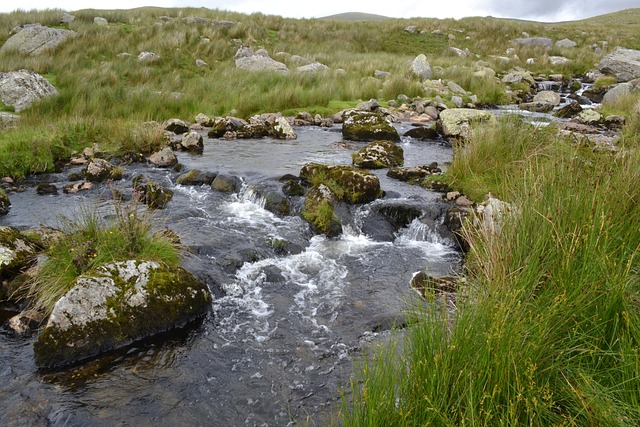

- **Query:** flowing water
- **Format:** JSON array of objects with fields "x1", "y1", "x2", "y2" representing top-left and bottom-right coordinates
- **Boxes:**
[{"x1": 0, "y1": 123, "x2": 462, "y2": 426}]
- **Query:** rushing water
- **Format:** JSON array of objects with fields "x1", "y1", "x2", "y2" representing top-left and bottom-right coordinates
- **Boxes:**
[{"x1": 0, "y1": 123, "x2": 462, "y2": 426}]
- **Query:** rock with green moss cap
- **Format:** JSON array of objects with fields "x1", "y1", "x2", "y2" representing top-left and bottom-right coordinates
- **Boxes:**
[
  {"x1": 84, "y1": 158, "x2": 122, "y2": 182},
  {"x1": 176, "y1": 169, "x2": 217, "y2": 186},
  {"x1": 33, "y1": 260, "x2": 211, "y2": 369},
  {"x1": 437, "y1": 108, "x2": 497, "y2": 139},
  {"x1": 1, "y1": 226, "x2": 39, "y2": 301},
  {"x1": 301, "y1": 184, "x2": 342, "y2": 237},
  {"x1": 352, "y1": 140, "x2": 404, "y2": 169},
  {"x1": 0, "y1": 188, "x2": 10, "y2": 215},
  {"x1": 342, "y1": 111, "x2": 400, "y2": 142},
  {"x1": 300, "y1": 163, "x2": 383, "y2": 204}
]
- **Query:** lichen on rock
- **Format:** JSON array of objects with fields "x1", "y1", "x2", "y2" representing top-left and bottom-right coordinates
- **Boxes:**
[
  {"x1": 342, "y1": 110, "x2": 400, "y2": 142},
  {"x1": 352, "y1": 140, "x2": 404, "y2": 169}
]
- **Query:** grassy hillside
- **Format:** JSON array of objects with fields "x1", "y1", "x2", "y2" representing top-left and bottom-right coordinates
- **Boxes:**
[{"x1": 320, "y1": 12, "x2": 391, "y2": 21}]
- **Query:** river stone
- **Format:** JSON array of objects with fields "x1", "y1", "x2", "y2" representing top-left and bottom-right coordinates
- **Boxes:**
[
  {"x1": 85, "y1": 158, "x2": 120, "y2": 182},
  {"x1": 533, "y1": 90, "x2": 561, "y2": 106},
  {"x1": 180, "y1": 131, "x2": 204, "y2": 153},
  {"x1": 234, "y1": 46, "x2": 289, "y2": 74},
  {"x1": 163, "y1": 119, "x2": 189, "y2": 134},
  {"x1": 556, "y1": 38, "x2": 577, "y2": 48},
  {"x1": 36, "y1": 183, "x2": 58, "y2": 195},
  {"x1": 176, "y1": 169, "x2": 217, "y2": 186},
  {"x1": 519, "y1": 102, "x2": 554, "y2": 113},
  {"x1": 352, "y1": 140, "x2": 404, "y2": 169},
  {"x1": 195, "y1": 113, "x2": 214, "y2": 127},
  {"x1": 0, "y1": 189, "x2": 9, "y2": 215},
  {"x1": 410, "y1": 54, "x2": 432, "y2": 80},
  {"x1": 149, "y1": 147, "x2": 178, "y2": 168},
  {"x1": 512, "y1": 37, "x2": 552, "y2": 48},
  {"x1": 0, "y1": 24, "x2": 76, "y2": 55},
  {"x1": 33, "y1": 260, "x2": 211, "y2": 369},
  {"x1": 403, "y1": 125, "x2": 439, "y2": 140},
  {"x1": 576, "y1": 109, "x2": 602, "y2": 125},
  {"x1": 297, "y1": 62, "x2": 329, "y2": 73},
  {"x1": 554, "y1": 101, "x2": 583, "y2": 118},
  {"x1": 211, "y1": 174, "x2": 241, "y2": 193},
  {"x1": 263, "y1": 191, "x2": 291, "y2": 216},
  {"x1": 438, "y1": 108, "x2": 497, "y2": 139},
  {"x1": 273, "y1": 117, "x2": 297, "y2": 140},
  {"x1": 387, "y1": 166, "x2": 433, "y2": 182},
  {"x1": 0, "y1": 227, "x2": 37, "y2": 286},
  {"x1": 0, "y1": 70, "x2": 58, "y2": 112},
  {"x1": 301, "y1": 184, "x2": 342, "y2": 237},
  {"x1": 342, "y1": 111, "x2": 400, "y2": 142},
  {"x1": 144, "y1": 181, "x2": 174, "y2": 209},
  {"x1": 300, "y1": 163, "x2": 383, "y2": 204},
  {"x1": 597, "y1": 47, "x2": 640, "y2": 82},
  {"x1": 501, "y1": 70, "x2": 535, "y2": 88}
]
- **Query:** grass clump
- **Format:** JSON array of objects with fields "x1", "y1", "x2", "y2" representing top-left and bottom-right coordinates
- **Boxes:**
[
  {"x1": 21, "y1": 198, "x2": 181, "y2": 315},
  {"x1": 341, "y1": 116, "x2": 640, "y2": 426}
]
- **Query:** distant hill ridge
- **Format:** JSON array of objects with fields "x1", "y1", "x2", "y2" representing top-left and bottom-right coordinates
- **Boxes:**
[{"x1": 319, "y1": 12, "x2": 391, "y2": 21}]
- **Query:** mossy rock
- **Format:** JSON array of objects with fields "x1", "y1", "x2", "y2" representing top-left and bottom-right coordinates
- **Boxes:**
[
  {"x1": 437, "y1": 108, "x2": 497, "y2": 139},
  {"x1": 300, "y1": 163, "x2": 383, "y2": 204},
  {"x1": 144, "y1": 182, "x2": 173, "y2": 209},
  {"x1": 33, "y1": 260, "x2": 211, "y2": 369},
  {"x1": 84, "y1": 158, "x2": 121, "y2": 182},
  {"x1": 342, "y1": 111, "x2": 400, "y2": 142},
  {"x1": 352, "y1": 140, "x2": 404, "y2": 169},
  {"x1": 263, "y1": 191, "x2": 291, "y2": 216},
  {"x1": 0, "y1": 188, "x2": 10, "y2": 215},
  {"x1": 1, "y1": 226, "x2": 39, "y2": 301},
  {"x1": 211, "y1": 174, "x2": 241, "y2": 193},
  {"x1": 176, "y1": 169, "x2": 217, "y2": 186},
  {"x1": 301, "y1": 184, "x2": 342, "y2": 237}
]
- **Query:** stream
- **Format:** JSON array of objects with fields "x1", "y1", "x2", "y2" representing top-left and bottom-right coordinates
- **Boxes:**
[{"x1": 1, "y1": 122, "x2": 462, "y2": 426}]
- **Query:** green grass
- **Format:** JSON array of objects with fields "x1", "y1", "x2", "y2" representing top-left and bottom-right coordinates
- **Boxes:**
[
  {"x1": 341, "y1": 115, "x2": 640, "y2": 426},
  {"x1": 19, "y1": 197, "x2": 181, "y2": 315}
]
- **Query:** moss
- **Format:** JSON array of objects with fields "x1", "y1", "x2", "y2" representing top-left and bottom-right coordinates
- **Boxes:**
[
  {"x1": 145, "y1": 182, "x2": 173, "y2": 209},
  {"x1": 0, "y1": 226, "x2": 37, "y2": 281},
  {"x1": 593, "y1": 76, "x2": 617, "y2": 91},
  {"x1": 0, "y1": 188, "x2": 10, "y2": 215},
  {"x1": 300, "y1": 163, "x2": 383, "y2": 204},
  {"x1": 301, "y1": 187, "x2": 342, "y2": 237},
  {"x1": 342, "y1": 111, "x2": 400, "y2": 142}
]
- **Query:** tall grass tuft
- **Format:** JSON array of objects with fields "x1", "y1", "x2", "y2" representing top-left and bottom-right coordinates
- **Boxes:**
[
  {"x1": 342, "y1": 118, "x2": 640, "y2": 426},
  {"x1": 20, "y1": 196, "x2": 181, "y2": 315}
]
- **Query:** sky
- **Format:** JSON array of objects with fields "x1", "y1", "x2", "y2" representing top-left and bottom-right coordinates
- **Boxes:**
[{"x1": 0, "y1": 0, "x2": 638, "y2": 22}]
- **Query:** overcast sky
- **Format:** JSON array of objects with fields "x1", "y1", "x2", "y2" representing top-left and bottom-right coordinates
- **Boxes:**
[{"x1": 0, "y1": 0, "x2": 637, "y2": 22}]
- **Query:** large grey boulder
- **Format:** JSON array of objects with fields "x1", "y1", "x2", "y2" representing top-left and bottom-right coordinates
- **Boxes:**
[
  {"x1": 234, "y1": 46, "x2": 288, "y2": 74},
  {"x1": 33, "y1": 260, "x2": 211, "y2": 368},
  {"x1": 533, "y1": 90, "x2": 561, "y2": 106},
  {"x1": 602, "y1": 79, "x2": 640, "y2": 105},
  {"x1": 0, "y1": 70, "x2": 58, "y2": 112},
  {"x1": 438, "y1": 108, "x2": 497, "y2": 139},
  {"x1": 597, "y1": 47, "x2": 640, "y2": 82},
  {"x1": 512, "y1": 37, "x2": 553, "y2": 48},
  {"x1": 410, "y1": 54, "x2": 432, "y2": 80},
  {"x1": 555, "y1": 38, "x2": 577, "y2": 48},
  {"x1": 0, "y1": 24, "x2": 76, "y2": 55}
]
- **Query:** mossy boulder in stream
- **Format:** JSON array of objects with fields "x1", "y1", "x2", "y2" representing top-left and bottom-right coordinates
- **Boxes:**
[
  {"x1": 352, "y1": 140, "x2": 404, "y2": 169},
  {"x1": 1, "y1": 226, "x2": 39, "y2": 302},
  {"x1": 300, "y1": 163, "x2": 383, "y2": 204},
  {"x1": 33, "y1": 260, "x2": 211, "y2": 369},
  {"x1": 301, "y1": 184, "x2": 342, "y2": 237},
  {"x1": 342, "y1": 111, "x2": 400, "y2": 142},
  {"x1": 0, "y1": 188, "x2": 10, "y2": 215}
]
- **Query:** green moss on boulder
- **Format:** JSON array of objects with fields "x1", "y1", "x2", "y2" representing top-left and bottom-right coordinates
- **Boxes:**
[
  {"x1": 437, "y1": 108, "x2": 497, "y2": 139},
  {"x1": 300, "y1": 163, "x2": 383, "y2": 204},
  {"x1": 33, "y1": 260, "x2": 211, "y2": 369},
  {"x1": 301, "y1": 184, "x2": 342, "y2": 237},
  {"x1": 0, "y1": 188, "x2": 10, "y2": 215},
  {"x1": 342, "y1": 111, "x2": 400, "y2": 142},
  {"x1": 1, "y1": 226, "x2": 38, "y2": 302},
  {"x1": 352, "y1": 140, "x2": 404, "y2": 169}
]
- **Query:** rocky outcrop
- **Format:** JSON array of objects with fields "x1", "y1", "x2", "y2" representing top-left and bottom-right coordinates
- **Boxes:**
[
  {"x1": 234, "y1": 46, "x2": 289, "y2": 74},
  {"x1": 410, "y1": 54, "x2": 432, "y2": 80},
  {"x1": 33, "y1": 260, "x2": 211, "y2": 369},
  {"x1": 597, "y1": 48, "x2": 640, "y2": 82},
  {"x1": 0, "y1": 70, "x2": 58, "y2": 112},
  {"x1": 438, "y1": 108, "x2": 497, "y2": 139},
  {"x1": 342, "y1": 111, "x2": 400, "y2": 142},
  {"x1": 300, "y1": 163, "x2": 383, "y2": 204},
  {"x1": 352, "y1": 140, "x2": 404, "y2": 169},
  {"x1": 512, "y1": 37, "x2": 552, "y2": 48},
  {"x1": 0, "y1": 24, "x2": 76, "y2": 55}
]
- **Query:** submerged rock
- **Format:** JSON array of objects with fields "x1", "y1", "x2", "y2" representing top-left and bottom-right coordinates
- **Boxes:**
[
  {"x1": 33, "y1": 260, "x2": 211, "y2": 369},
  {"x1": 342, "y1": 111, "x2": 400, "y2": 142},
  {"x1": 352, "y1": 140, "x2": 404, "y2": 169}
]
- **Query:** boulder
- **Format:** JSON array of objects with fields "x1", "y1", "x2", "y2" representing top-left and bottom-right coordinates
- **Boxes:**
[
  {"x1": 549, "y1": 56, "x2": 570, "y2": 65},
  {"x1": 0, "y1": 112, "x2": 20, "y2": 130},
  {"x1": 501, "y1": 70, "x2": 536, "y2": 88},
  {"x1": 0, "y1": 227, "x2": 38, "y2": 288},
  {"x1": 533, "y1": 90, "x2": 561, "y2": 106},
  {"x1": 207, "y1": 116, "x2": 249, "y2": 138},
  {"x1": 576, "y1": 109, "x2": 602, "y2": 125},
  {"x1": 555, "y1": 38, "x2": 577, "y2": 48},
  {"x1": 195, "y1": 113, "x2": 214, "y2": 127},
  {"x1": 84, "y1": 158, "x2": 121, "y2": 182},
  {"x1": 133, "y1": 177, "x2": 174, "y2": 209},
  {"x1": 0, "y1": 70, "x2": 58, "y2": 112},
  {"x1": 387, "y1": 166, "x2": 436, "y2": 182},
  {"x1": 300, "y1": 163, "x2": 383, "y2": 204},
  {"x1": 352, "y1": 140, "x2": 404, "y2": 169},
  {"x1": 263, "y1": 191, "x2": 291, "y2": 216},
  {"x1": 138, "y1": 51, "x2": 160, "y2": 62},
  {"x1": 342, "y1": 111, "x2": 400, "y2": 142},
  {"x1": 180, "y1": 131, "x2": 204, "y2": 153},
  {"x1": 149, "y1": 147, "x2": 178, "y2": 168},
  {"x1": 211, "y1": 174, "x2": 242, "y2": 193},
  {"x1": 410, "y1": 54, "x2": 432, "y2": 80},
  {"x1": 273, "y1": 117, "x2": 297, "y2": 140},
  {"x1": 519, "y1": 102, "x2": 554, "y2": 113},
  {"x1": 512, "y1": 37, "x2": 553, "y2": 48},
  {"x1": 234, "y1": 46, "x2": 288, "y2": 74},
  {"x1": 301, "y1": 184, "x2": 342, "y2": 237},
  {"x1": 0, "y1": 189, "x2": 9, "y2": 215},
  {"x1": 94, "y1": 17, "x2": 108, "y2": 26},
  {"x1": 33, "y1": 260, "x2": 211, "y2": 369},
  {"x1": 438, "y1": 108, "x2": 497, "y2": 139},
  {"x1": 296, "y1": 62, "x2": 329, "y2": 73},
  {"x1": 602, "y1": 79, "x2": 640, "y2": 105},
  {"x1": 554, "y1": 101, "x2": 583, "y2": 118},
  {"x1": 597, "y1": 47, "x2": 640, "y2": 82},
  {"x1": 176, "y1": 169, "x2": 217, "y2": 186},
  {"x1": 403, "y1": 125, "x2": 439, "y2": 140},
  {"x1": 60, "y1": 13, "x2": 76, "y2": 24},
  {"x1": 0, "y1": 24, "x2": 76, "y2": 55}
]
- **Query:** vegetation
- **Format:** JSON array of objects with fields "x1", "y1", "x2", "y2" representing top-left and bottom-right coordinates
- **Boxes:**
[
  {"x1": 20, "y1": 197, "x2": 181, "y2": 315},
  {"x1": 1, "y1": 7, "x2": 639, "y2": 178},
  {"x1": 341, "y1": 114, "x2": 640, "y2": 425}
]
